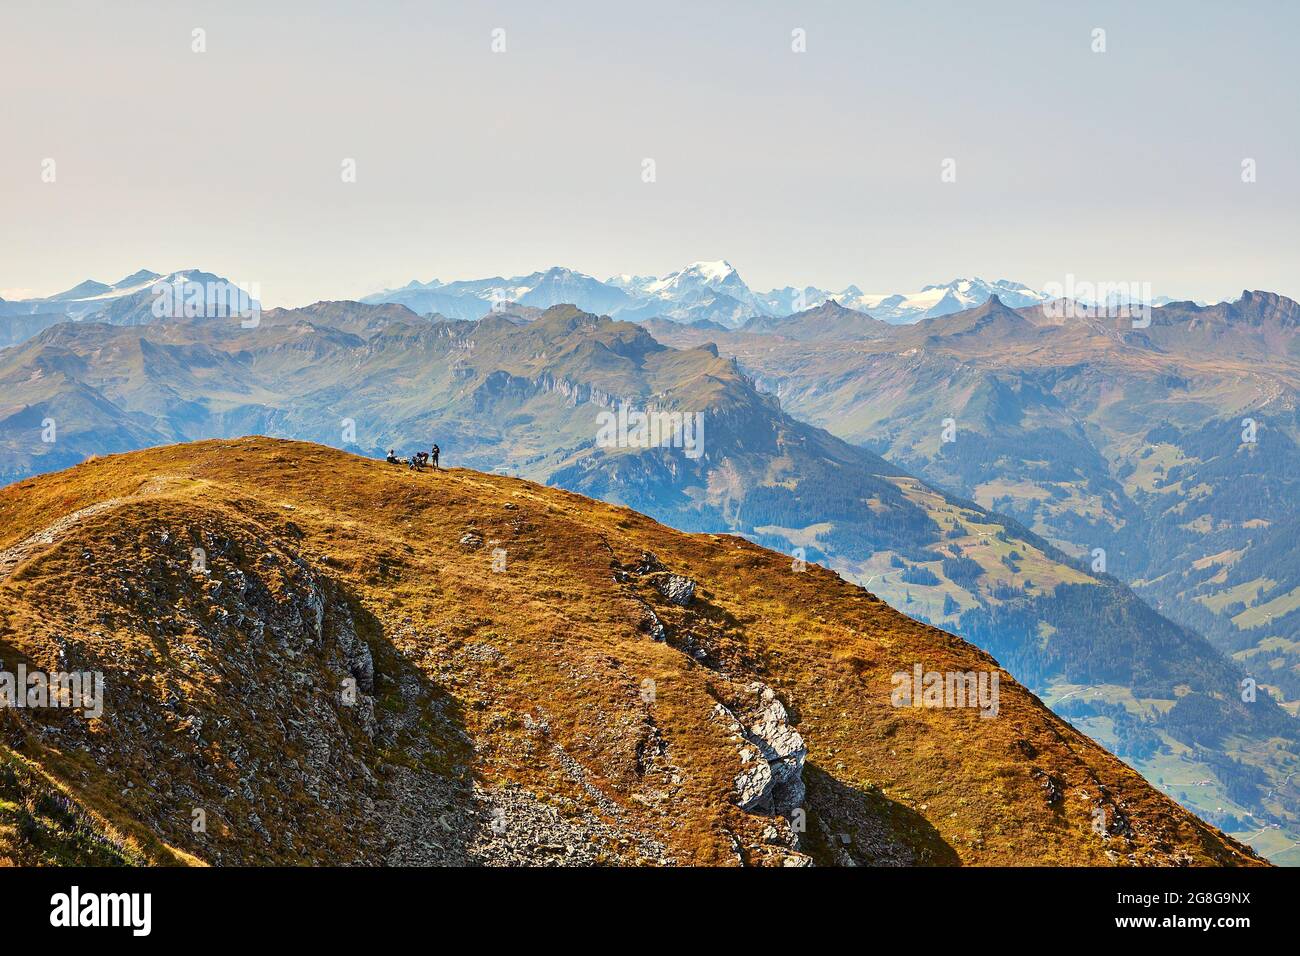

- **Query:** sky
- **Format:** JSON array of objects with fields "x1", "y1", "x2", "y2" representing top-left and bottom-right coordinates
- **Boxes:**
[{"x1": 2, "y1": 0, "x2": 1297, "y2": 308}]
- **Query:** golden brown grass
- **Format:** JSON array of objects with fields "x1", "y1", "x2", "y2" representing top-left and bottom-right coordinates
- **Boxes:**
[{"x1": 0, "y1": 438, "x2": 1265, "y2": 866}]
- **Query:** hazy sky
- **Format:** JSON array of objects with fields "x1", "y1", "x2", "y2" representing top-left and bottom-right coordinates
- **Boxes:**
[{"x1": 2, "y1": 0, "x2": 1297, "y2": 307}]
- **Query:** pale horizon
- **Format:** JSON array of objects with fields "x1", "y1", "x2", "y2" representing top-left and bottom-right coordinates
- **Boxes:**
[{"x1": 3, "y1": 0, "x2": 1297, "y2": 308}]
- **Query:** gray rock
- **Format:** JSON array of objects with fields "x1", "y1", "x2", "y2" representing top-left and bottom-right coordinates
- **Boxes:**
[
  {"x1": 711, "y1": 683, "x2": 807, "y2": 816},
  {"x1": 656, "y1": 574, "x2": 695, "y2": 606},
  {"x1": 741, "y1": 682, "x2": 807, "y2": 812}
]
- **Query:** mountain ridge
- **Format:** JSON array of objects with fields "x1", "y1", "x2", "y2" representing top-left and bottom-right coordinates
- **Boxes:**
[{"x1": 0, "y1": 437, "x2": 1265, "y2": 866}]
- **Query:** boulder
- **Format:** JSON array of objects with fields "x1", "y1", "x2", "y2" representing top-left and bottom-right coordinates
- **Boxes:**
[
  {"x1": 711, "y1": 683, "x2": 806, "y2": 816},
  {"x1": 656, "y1": 574, "x2": 695, "y2": 606}
]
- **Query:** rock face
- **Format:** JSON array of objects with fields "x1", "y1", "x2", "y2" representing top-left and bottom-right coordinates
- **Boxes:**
[
  {"x1": 712, "y1": 683, "x2": 807, "y2": 816},
  {"x1": 656, "y1": 574, "x2": 695, "y2": 606},
  {"x1": 739, "y1": 683, "x2": 807, "y2": 813},
  {"x1": 626, "y1": 552, "x2": 696, "y2": 606},
  {"x1": 712, "y1": 703, "x2": 773, "y2": 810}
]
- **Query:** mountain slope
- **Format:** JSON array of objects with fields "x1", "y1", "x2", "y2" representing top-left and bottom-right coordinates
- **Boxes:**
[
  {"x1": 651, "y1": 290, "x2": 1300, "y2": 861},
  {"x1": 3, "y1": 302, "x2": 1296, "y2": 859},
  {"x1": 691, "y1": 292, "x2": 1300, "y2": 687},
  {"x1": 0, "y1": 438, "x2": 1262, "y2": 865},
  {"x1": 740, "y1": 300, "x2": 893, "y2": 342}
]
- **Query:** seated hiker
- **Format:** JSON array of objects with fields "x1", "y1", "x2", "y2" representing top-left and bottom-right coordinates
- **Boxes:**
[{"x1": 386, "y1": 448, "x2": 401, "y2": 465}]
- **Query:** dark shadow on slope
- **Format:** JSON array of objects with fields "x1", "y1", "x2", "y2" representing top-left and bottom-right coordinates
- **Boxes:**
[
  {"x1": 340, "y1": 592, "x2": 480, "y2": 865},
  {"x1": 802, "y1": 763, "x2": 960, "y2": 866}
]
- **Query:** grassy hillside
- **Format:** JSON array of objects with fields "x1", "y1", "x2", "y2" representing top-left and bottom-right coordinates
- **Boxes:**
[{"x1": 0, "y1": 438, "x2": 1262, "y2": 865}]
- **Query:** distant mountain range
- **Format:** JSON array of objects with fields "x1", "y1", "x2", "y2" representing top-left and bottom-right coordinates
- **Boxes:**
[
  {"x1": 359, "y1": 263, "x2": 1105, "y2": 328},
  {"x1": 3, "y1": 263, "x2": 1214, "y2": 351},
  {"x1": 0, "y1": 269, "x2": 258, "y2": 347},
  {"x1": 360, "y1": 265, "x2": 1217, "y2": 329},
  {"x1": 653, "y1": 291, "x2": 1300, "y2": 687},
  {"x1": 360, "y1": 261, "x2": 778, "y2": 327}
]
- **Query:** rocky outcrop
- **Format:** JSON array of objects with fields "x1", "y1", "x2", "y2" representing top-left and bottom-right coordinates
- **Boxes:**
[
  {"x1": 612, "y1": 550, "x2": 699, "y2": 641},
  {"x1": 656, "y1": 574, "x2": 695, "y2": 606},
  {"x1": 618, "y1": 548, "x2": 805, "y2": 823},
  {"x1": 712, "y1": 703, "x2": 773, "y2": 810},
  {"x1": 625, "y1": 551, "x2": 696, "y2": 606},
  {"x1": 712, "y1": 682, "x2": 806, "y2": 816}
]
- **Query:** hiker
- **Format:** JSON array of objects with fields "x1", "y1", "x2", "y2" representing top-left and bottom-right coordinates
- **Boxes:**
[
  {"x1": 430, "y1": 444, "x2": 440, "y2": 470},
  {"x1": 412, "y1": 451, "x2": 429, "y2": 470},
  {"x1": 385, "y1": 448, "x2": 401, "y2": 465}
]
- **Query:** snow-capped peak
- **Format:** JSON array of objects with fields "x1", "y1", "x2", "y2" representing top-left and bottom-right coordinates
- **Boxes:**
[
  {"x1": 360, "y1": 263, "x2": 1063, "y2": 329},
  {"x1": 684, "y1": 259, "x2": 737, "y2": 282},
  {"x1": 645, "y1": 260, "x2": 745, "y2": 296},
  {"x1": 750, "y1": 277, "x2": 1053, "y2": 324}
]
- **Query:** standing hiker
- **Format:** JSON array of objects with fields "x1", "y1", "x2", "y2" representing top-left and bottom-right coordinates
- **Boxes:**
[{"x1": 430, "y1": 444, "x2": 440, "y2": 470}]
